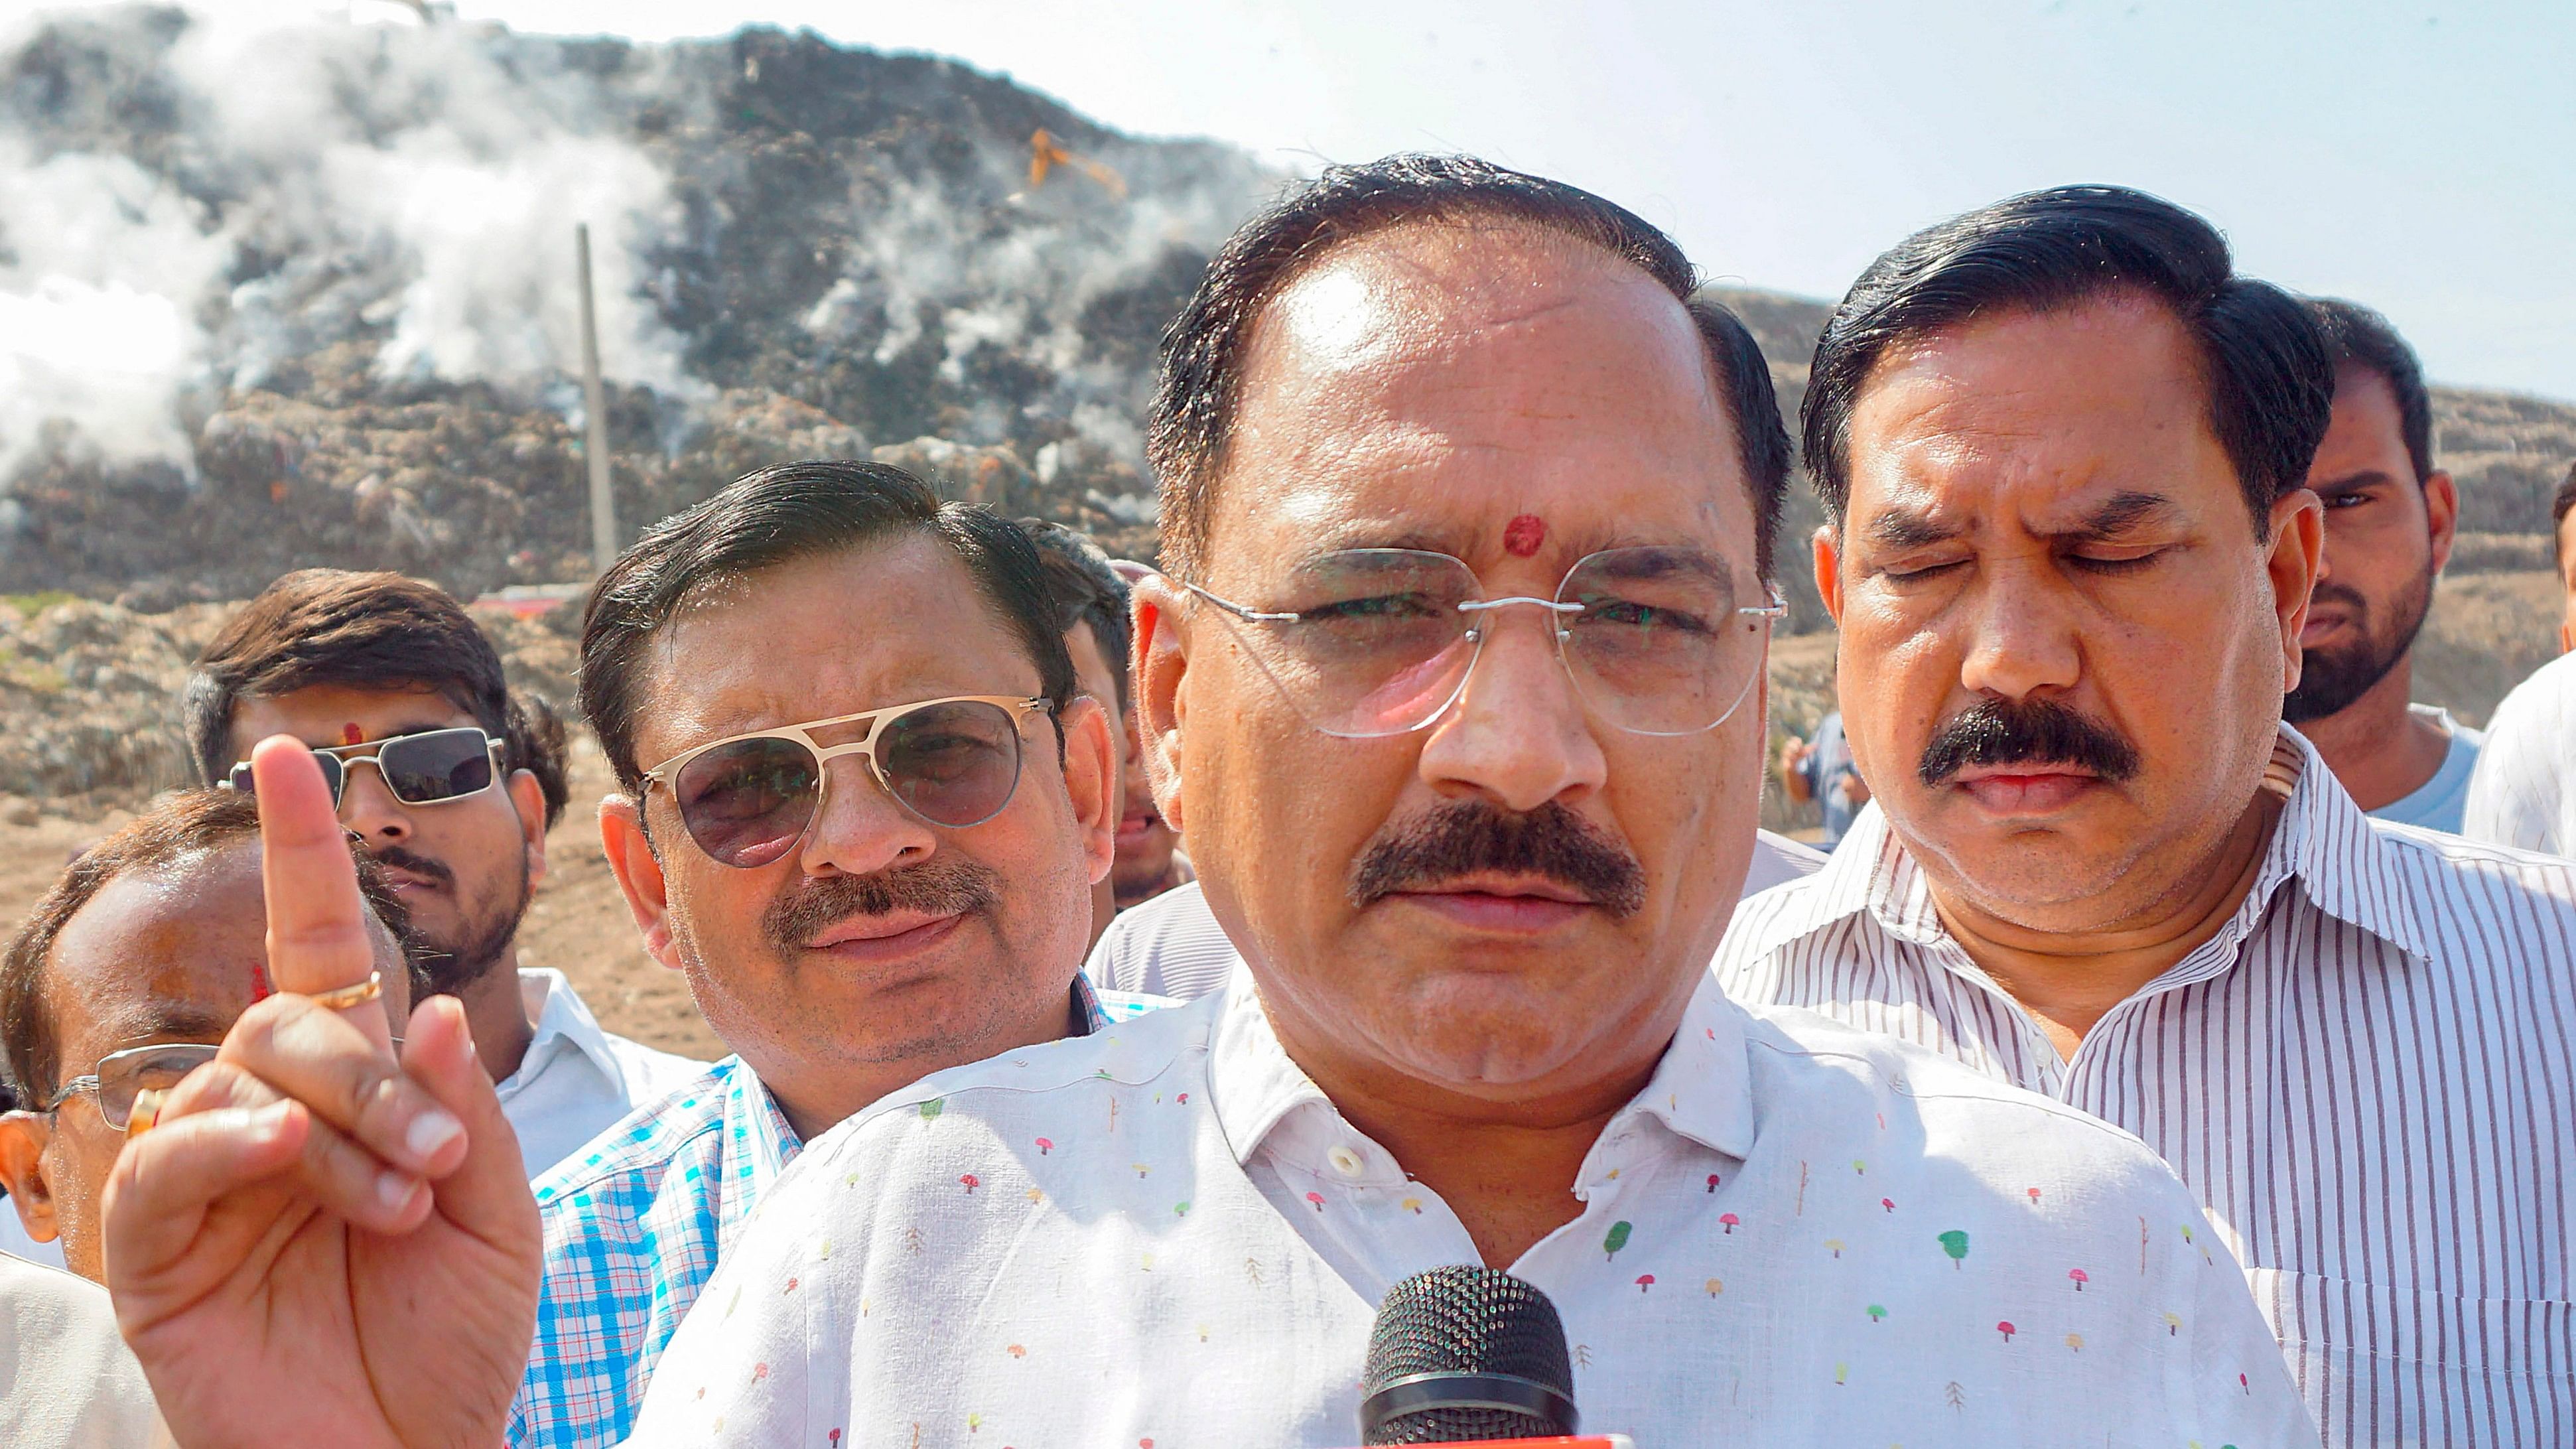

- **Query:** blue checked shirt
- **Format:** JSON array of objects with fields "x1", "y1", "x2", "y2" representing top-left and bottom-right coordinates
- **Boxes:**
[{"x1": 507, "y1": 978, "x2": 1152, "y2": 1449}]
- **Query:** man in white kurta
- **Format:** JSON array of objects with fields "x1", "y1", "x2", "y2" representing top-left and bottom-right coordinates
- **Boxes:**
[{"x1": 630, "y1": 964, "x2": 2305, "y2": 1446}]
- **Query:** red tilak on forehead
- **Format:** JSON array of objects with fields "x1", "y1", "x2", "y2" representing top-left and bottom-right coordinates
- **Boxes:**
[
  {"x1": 1503, "y1": 514, "x2": 1546, "y2": 557},
  {"x1": 248, "y1": 959, "x2": 274, "y2": 1004},
  {"x1": 341, "y1": 723, "x2": 365, "y2": 745}
]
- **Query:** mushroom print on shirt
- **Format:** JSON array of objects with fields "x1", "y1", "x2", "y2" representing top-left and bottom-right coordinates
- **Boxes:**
[{"x1": 622, "y1": 967, "x2": 2313, "y2": 1448}]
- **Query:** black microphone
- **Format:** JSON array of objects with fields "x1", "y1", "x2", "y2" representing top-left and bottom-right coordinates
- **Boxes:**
[{"x1": 1359, "y1": 1264, "x2": 1580, "y2": 1444}]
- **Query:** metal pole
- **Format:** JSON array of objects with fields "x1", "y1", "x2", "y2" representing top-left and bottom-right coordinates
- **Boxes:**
[{"x1": 576, "y1": 223, "x2": 618, "y2": 574}]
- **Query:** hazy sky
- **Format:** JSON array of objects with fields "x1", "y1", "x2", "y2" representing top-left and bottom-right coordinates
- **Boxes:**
[{"x1": 33, "y1": 0, "x2": 2576, "y2": 399}]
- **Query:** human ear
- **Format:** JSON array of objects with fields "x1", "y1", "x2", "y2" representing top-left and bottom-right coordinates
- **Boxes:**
[
  {"x1": 599, "y1": 795, "x2": 682, "y2": 972},
  {"x1": 508, "y1": 769, "x2": 551, "y2": 888},
  {"x1": 0, "y1": 1112, "x2": 60, "y2": 1243},
  {"x1": 1812, "y1": 523, "x2": 1846, "y2": 628},
  {"x1": 1055, "y1": 695, "x2": 1119, "y2": 884},
  {"x1": 1131, "y1": 574, "x2": 1191, "y2": 836},
  {"x1": 2422, "y1": 470, "x2": 2459, "y2": 574},
  {"x1": 2268, "y1": 488, "x2": 2327, "y2": 693}
]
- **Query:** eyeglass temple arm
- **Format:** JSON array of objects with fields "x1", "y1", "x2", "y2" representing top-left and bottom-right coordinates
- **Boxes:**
[
  {"x1": 1183, "y1": 581, "x2": 1300, "y2": 622},
  {"x1": 1741, "y1": 585, "x2": 1791, "y2": 619}
]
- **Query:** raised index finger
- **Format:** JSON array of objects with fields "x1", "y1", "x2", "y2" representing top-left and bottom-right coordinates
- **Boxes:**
[{"x1": 251, "y1": 735, "x2": 393, "y2": 1056}]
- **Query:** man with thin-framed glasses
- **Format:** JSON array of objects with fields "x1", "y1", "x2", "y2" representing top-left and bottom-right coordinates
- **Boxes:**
[
  {"x1": 186, "y1": 569, "x2": 703, "y2": 1179},
  {"x1": 94, "y1": 162, "x2": 2303, "y2": 1446},
  {"x1": 0, "y1": 788, "x2": 413, "y2": 1283}
]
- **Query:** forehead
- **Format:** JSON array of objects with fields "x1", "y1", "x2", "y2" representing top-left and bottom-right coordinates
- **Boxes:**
[
  {"x1": 634, "y1": 532, "x2": 1044, "y2": 764},
  {"x1": 2315, "y1": 366, "x2": 2410, "y2": 461},
  {"x1": 1842, "y1": 293, "x2": 2236, "y2": 527},
  {"x1": 1208, "y1": 224, "x2": 1748, "y2": 574},
  {"x1": 44, "y1": 842, "x2": 269, "y2": 1058},
  {"x1": 228, "y1": 683, "x2": 476, "y2": 758}
]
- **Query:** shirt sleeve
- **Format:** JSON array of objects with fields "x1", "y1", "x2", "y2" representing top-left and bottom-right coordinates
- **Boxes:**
[{"x1": 2463, "y1": 675, "x2": 2569, "y2": 854}]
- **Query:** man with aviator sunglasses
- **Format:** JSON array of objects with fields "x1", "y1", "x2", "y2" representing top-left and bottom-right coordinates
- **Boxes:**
[{"x1": 186, "y1": 569, "x2": 703, "y2": 1180}]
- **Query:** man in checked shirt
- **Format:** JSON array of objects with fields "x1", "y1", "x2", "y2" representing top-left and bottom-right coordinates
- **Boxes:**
[{"x1": 1714, "y1": 184, "x2": 2576, "y2": 1446}]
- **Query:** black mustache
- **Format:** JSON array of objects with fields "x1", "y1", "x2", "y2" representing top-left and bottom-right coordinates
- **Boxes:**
[
  {"x1": 1349, "y1": 800, "x2": 1647, "y2": 918},
  {"x1": 367, "y1": 845, "x2": 454, "y2": 888},
  {"x1": 764, "y1": 857, "x2": 1002, "y2": 955},
  {"x1": 1917, "y1": 696, "x2": 2141, "y2": 788}
]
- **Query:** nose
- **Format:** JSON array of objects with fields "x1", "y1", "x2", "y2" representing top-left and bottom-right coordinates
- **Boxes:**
[
  {"x1": 795, "y1": 752, "x2": 941, "y2": 878},
  {"x1": 1954, "y1": 567, "x2": 2084, "y2": 703},
  {"x1": 1414, "y1": 602, "x2": 1607, "y2": 813},
  {"x1": 334, "y1": 760, "x2": 413, "y2": 845}
]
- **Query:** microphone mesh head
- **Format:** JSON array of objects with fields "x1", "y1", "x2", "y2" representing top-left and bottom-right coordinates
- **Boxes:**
[{"x1": 1361, "y1": 1265, "x2": 1575, "y2": 1444}]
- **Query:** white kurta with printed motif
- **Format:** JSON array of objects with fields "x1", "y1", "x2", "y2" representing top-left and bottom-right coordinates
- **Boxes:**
[{"x1": 627, "y1": 967, "x2": 2311, "y2": 1448}]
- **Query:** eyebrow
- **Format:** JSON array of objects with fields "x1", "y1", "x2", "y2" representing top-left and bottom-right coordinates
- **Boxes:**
[
  {"x1": 2313, "y1": 468, "x2": 2405, "y2": 494},
  {"x1": 94, "y1": 1003, "x2": 231, "y2": 1051},
  {"x1": 1867, "y1": 490, "x2": 2181, "y2": 549},
  {"x1": 2051, "y1": 490, "x2": 2181, "y2": 542}
]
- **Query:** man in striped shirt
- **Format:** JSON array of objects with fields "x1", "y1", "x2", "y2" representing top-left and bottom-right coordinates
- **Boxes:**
[{"x1": 1714, "y1": 184, "x2": 2575, "y2": 1446}]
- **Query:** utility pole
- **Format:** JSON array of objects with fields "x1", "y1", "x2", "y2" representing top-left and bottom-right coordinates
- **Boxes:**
[{"x1": 575, "y1": 223, "x2": 618, "y2": 574}]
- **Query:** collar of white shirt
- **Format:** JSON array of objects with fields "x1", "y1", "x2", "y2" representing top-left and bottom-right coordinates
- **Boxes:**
[
  {"x1": 1746, "y1": 725, "x2": 2438, "y2": 975},
  {"x1": 500, "y1": 967, "x2": 628, "y2": 1099}
]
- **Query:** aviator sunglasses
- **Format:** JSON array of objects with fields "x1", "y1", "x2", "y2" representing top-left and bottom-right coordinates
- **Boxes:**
[
  {"x1": 639, "y1": 695, "x2": 1054, "y2": 869},
  {"x1": 222, "y1": 725, "x2": 504, "y2": 809}
]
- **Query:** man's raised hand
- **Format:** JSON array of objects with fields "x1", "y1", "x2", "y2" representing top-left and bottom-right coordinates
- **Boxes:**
[{"x1": 102, "y1": 736, "x2": 543, "y2": 1448}]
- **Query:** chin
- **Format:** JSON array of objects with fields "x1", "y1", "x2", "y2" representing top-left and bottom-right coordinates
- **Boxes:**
[{"x1": 1373, "y1": 973, "x2": 1595, "y2": 1087}]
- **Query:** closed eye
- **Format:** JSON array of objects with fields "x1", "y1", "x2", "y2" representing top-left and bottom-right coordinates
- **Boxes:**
[
  {"x1": 1877, "y1": 558, "x2": 1968, "y2": 584},
  {"x1": 2067, "y1": 548, "x2": 2166, "y2": 575}
]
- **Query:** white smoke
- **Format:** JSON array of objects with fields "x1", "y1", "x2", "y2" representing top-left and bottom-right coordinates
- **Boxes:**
[{"x1": 0, "y1": 4, "x2": 694, "y2": 478}]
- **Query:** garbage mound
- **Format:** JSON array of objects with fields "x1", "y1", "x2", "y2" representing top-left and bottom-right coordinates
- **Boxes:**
[{"x1": 0, "y1": 11, "x2": 1260, "y2": 603}]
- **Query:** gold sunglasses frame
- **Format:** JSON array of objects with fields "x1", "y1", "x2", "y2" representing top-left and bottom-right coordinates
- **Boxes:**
[{"x1": 638, "y1": 694, "x2": 1054, "y2": 862}]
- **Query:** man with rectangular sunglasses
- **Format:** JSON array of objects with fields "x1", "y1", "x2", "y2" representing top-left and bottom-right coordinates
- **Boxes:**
[{"x1": 186, "y1": 569, "x2": 704, "y2": 1178}]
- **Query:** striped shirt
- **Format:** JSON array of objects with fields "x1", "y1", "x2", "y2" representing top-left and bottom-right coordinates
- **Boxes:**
[{"x1": 1714, "y1": 728, "x2": 2575, "y2": 1447}]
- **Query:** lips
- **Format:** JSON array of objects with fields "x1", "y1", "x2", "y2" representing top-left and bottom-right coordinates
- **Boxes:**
[
  {"x1": 803, "y1": 909, "x2": 968, "y2": 963},
  {"x1": 1386, "y1": 873, "x2": 1597, "y2": 933},
  {"x1": 1948, "y1": 766, "x2": 2103, "y2": 815},
  {"x1": 1115, "y1": 806, "x2": 1161, "y2": 845}
]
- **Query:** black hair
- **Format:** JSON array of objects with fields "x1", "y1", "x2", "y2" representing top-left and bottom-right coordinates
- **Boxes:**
[
  {"x1": 2553, "y1": 462, "x2": 2576, "y2": 581},
  {"x1": 1804, "y1": 184, "x2": 2333, "y2": 537},
  {"x1": 2307, "y1": 297, "x2": 2435, "y2": 484},
  {"x1": 1017, "y1": 519, "x2": 1133, "y2": 710},
  {"x1": 1148, "y1": 153, "x2": 1790, "y2": 581},
  {"x1": 578, "y1": 460, "x2": 1075, "y2": 795},
  {"x1": 184, "y1": 569, "x2": 570, "y2": 827}
]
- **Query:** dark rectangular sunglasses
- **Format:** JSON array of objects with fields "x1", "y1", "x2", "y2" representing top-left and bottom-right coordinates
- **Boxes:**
[{"x1": 223, "y1": 725, "x2": 503, "y2": 809}]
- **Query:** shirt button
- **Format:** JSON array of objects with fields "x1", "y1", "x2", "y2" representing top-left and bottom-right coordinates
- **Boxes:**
[{"x1": 1327, "y1": 1146, "x2": 1366, "y2": 1177}]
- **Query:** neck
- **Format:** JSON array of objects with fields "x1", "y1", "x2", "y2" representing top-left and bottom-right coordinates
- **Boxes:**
[
  {"x1": 2292, "y1": 656, "x2": 2449, "y2": 811},
  {"x1": 760, "y1": 985, "x2": 1081, "y2": 1144},
  {"x1": 456, "y1": 946, "x2": 535, "y2": 1083},
  {"x1": 1268, "y1": 999, "x2": 1673, "y2": 1269},
  {"x1": 1927, "y1": 790, "x2": 2284, "y2": 1061}
]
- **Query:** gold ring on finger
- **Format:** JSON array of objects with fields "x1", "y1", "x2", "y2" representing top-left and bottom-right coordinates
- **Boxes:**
[
  {"x1": 126, "y1": 1088, "x2": 165, "y2": 1140},
  {"x1": 307, "y1": 970, "x2": 383, "y2": 1013}
]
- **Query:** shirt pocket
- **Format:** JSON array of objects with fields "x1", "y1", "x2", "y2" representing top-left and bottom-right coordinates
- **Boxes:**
[{"x1": 2246, "y1": 1267, "x2": 2573, "y2": 1447}]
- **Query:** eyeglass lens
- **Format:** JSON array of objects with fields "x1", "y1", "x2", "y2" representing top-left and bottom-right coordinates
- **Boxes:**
[
  {"x1": 1217, "y1": 546, "x2": 1767, "y2": 737},
  {"x1": 91, "y1": 1044, "x2": 220, "y2": 1130},
  {"x1": 670, "y1": 700, "x2": 1027, "y2": 868},
  {"x1": 228, "y1": 728, "x2": 494, "y2": 808}
]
